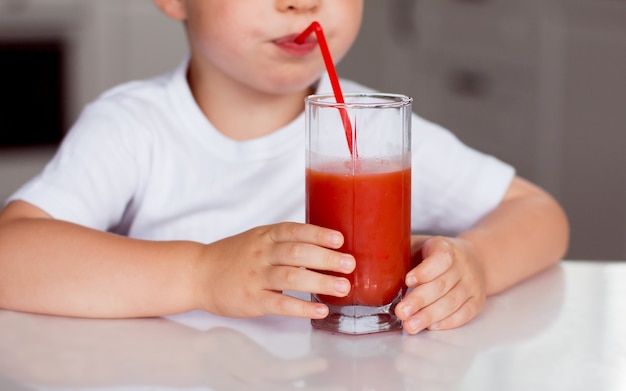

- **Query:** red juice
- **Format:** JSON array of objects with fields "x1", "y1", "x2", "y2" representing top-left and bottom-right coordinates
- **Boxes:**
[{"x1": 306, "y1": 160, "x2": 411, "y2": 307}]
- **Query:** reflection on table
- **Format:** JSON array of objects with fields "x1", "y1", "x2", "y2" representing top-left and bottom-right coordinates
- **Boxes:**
[{"x1": 0, "y1": 260, "x2": 624, "y2": 390}]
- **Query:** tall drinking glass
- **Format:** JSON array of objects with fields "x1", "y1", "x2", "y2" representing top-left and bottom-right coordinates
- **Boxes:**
[{"x1": 305, "y1": 93, "x2": 412, "y2": 334}]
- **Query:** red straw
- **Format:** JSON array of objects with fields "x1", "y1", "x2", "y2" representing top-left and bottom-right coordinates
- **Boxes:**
[{"x1": 296, "y1": 21, "x2": 355, "y2": 156}]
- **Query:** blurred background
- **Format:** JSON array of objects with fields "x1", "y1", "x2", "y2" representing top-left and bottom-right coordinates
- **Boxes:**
[{"x1": 1, "y1": 0, "x2": 625, "y2": 260}]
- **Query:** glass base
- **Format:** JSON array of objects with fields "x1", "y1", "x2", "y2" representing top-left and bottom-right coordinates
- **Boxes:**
[{"x1": 311, "y1": 290, "x2": 403, "y2": 335}]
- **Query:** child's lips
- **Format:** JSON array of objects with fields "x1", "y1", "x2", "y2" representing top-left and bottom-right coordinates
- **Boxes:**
[{"x1": 273, "y1": 34, "x2": 317, "y2": 57}]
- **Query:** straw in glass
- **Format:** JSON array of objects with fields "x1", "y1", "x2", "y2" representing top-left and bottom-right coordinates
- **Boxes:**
[{"x1": 296, "y1": 21, "x2": 355, "y2": 156}]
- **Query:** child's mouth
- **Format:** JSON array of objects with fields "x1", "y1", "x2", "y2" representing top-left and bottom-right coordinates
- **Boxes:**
[{"x1": 273, "y1": 34, "x2": 317, "y2": 57}]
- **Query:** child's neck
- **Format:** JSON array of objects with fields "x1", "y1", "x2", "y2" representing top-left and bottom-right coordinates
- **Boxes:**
[{"x1": 187, "y1": 64, "x2": 314, "y2": 141}]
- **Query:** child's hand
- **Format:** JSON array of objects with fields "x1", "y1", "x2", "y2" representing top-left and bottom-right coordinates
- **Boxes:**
[
  {"x1": 195, "y1": 222, "x2": 355, "y2": 319},
  {"x1": 395, "y1": 236, "x2": 487, "y2": 334}
]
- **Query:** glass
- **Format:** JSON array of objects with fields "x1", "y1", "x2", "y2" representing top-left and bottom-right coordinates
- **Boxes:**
[{"x1": 305, "y1": 93, "x2": 412, "y2": 334}]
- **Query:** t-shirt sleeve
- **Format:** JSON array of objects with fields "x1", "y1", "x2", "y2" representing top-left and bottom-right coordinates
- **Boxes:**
[
  {"x1": 7, "y1": 100, "x2": 145, "y2": 231},
  {"x1": 410, "y1": 114, "x2": 515, "y2": 235}
]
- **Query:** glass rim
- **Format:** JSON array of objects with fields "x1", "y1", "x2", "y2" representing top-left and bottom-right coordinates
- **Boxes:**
[{"x1": 305, "y1": 93, "x2": 412, "y2": 109}]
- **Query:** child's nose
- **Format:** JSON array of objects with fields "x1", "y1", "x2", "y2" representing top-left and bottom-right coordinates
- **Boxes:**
[{"x1": 276, "y1": 0, "x2": 320, "y2": 13}]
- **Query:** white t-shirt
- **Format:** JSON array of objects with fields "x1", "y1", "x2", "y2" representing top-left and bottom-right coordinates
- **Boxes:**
[{"x1": 9, "y1": 57, "x2": 514, "y2": 242}]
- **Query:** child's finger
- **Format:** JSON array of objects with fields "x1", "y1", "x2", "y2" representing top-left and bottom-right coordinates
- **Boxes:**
[
  {"x1": 402, "y1": 284, "x2": 472, "y2": 334},
  {"x1": 405, "y1": 236, "x2": 456, "y2": 287},
  {"x1": 426, "y1": 296, "x2": 484, "y2": 331},
  {"x1": 267, "y1": 222, "x2": 344, "y2": 249},
  {"x1": 395, "y1": 271, "x2": 459, "y2": 320},
  {"x1": 259, "y1": 291, "x2": 330, "y2": 319},
  {"x1": 269, "y1": 242, "x2": 355, "y2": 274},
  {"x1": 264, "y1": 266, "x2": 351, "y2": 299}
]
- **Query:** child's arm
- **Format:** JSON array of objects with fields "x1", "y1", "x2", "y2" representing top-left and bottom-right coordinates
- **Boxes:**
[
  {"x1": 395, "y1": 176, "x2": 569, "y2": 334},
  {"x1": 0, "y1": 201, "x2": 355, "y2": 319}
]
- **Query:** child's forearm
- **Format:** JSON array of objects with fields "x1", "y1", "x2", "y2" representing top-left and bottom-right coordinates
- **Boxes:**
[
  {"x1": 459, "y1": 177, "x2": 569, "y2": 296},
  {"x1": 0, "y1": 210, "x2": 204, "y2": 318},
  {"x1": 1, "y1": 201, "x2": 356, "y2": 321}
]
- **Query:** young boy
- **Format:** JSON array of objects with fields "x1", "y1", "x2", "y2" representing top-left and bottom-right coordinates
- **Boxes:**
[{"x1": 0, "y1": 0, "x2": 568, "y2": 335}]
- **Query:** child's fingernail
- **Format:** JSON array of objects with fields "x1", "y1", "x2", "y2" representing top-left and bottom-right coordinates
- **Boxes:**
[
  {"x1": 429, "y1": 321, "x2": 440, "y2": 330},
  {"x1": 329, "y1": 232, "x2": 342, "y2": 246},
  {"x1": 401, "y1": 305, "x2": 413, "y2": 318},
  {"x1": 340, "y1": 256, "x2": 354, "y2": 271},
  {"x1": 335, "y1": 279, "x2": 350, "y2": 294},
  {"x1": 406, "y1": 275, "x2": 417, "y2": 286},
  {"x1": 407, "y1": 318, "x2": 422, "y2": 333},
  {"x1": 315, "y1": 305, "x2": 329, "y2": 317}
]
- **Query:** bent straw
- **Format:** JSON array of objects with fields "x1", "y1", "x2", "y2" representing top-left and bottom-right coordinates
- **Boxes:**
[{"x1": 296, "y1": 21, "x2": 355, "y2": 156}]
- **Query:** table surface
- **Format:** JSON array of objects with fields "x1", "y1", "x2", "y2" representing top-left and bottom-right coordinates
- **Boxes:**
[{"x1": 1, "y1": 260, "x2": 625, "y2": 391}]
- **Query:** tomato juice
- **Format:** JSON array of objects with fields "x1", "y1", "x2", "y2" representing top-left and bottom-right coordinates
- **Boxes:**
[{"x1": 306, "y1": 159, "x2": 411, "y2": 307}]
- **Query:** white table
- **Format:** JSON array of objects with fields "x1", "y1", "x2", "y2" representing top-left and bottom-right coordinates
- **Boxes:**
[{"x1": 1, "y1": 260, "x2": 624, "y2": 390}]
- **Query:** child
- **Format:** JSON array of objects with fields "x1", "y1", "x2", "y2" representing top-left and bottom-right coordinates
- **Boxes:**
[{"x1": 0, "y1": 0, "x2": 569, "y2": 335}]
